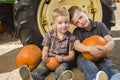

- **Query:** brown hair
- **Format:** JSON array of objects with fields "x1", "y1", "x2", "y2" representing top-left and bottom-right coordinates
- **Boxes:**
[
  {"x1": 52, "y1": 7, "x2": 69, "y2": 21},
  {"x1": 68, "y1": 6, "x2": 82, "y2": 20}
]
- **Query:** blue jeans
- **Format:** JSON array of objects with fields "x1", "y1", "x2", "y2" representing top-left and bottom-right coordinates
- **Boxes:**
[
  {"x1": 31, "y1": 61, "x2": 69, "y2": 80},
  {"x1": 77, "y1": 55, "x2": 119, "y2": 80}
]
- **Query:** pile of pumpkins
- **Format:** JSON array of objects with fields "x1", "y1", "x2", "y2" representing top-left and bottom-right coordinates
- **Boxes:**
[
  {"x1": 16, "y1": 35, "x2": 108, "y2": 71},
  {"x1": 114, "y1": 0, "x2": 120, "y2": 2}
]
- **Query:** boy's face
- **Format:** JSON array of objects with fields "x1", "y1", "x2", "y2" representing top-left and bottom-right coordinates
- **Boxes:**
[
  {"x1": 53, "y1": 15, "x2": 70, "y2": 34},
  {"x1": 71, "y1": 10, "x2": 90, "y2": 29}
]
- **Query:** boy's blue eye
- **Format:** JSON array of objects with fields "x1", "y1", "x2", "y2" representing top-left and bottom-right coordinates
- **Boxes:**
[
  {"x1": 58, "y1": 21, "x2": 69, "y2": 25},
  {"x1": 75, "y1": 15, "x2": 83, "y2": 25},
  {"x1": 65, "y1": 21, "x2": 69, "y2": 24},
  {"x1": 79, "y1": 16, "x2": 82, "y2": 19},
  {"x1": 58, "y1": 22, "x2": 62, "y2": 24}
]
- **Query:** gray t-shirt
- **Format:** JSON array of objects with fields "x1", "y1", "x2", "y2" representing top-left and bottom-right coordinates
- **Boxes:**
[{"x1": 73, "y1": 19, "x2": 112, "y2": 42}]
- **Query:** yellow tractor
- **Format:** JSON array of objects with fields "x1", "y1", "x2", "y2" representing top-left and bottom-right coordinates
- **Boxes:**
[{"x1": 0, "y1": 0, "x2": 116, "y2": 48}]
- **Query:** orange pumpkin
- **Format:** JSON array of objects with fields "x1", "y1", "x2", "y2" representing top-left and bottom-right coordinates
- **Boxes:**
[
  {"x1": 0, "y1": 22, "x2": 4, "y2": 33},
  {"x1": 82, "y1": 35, "x2": 108, "y2": 61},
  {"x1": 46, "y1": 57, "x2": 59, "y2": 71},
  {"x1": 114, "y1": 0, "x2": 120, "y2": 2},
  {"x1": 16, "y1": 44, "x2": 42, "y2": 71}
]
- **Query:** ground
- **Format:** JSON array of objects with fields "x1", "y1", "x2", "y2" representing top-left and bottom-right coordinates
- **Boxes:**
[{"x1": 0, "y1": 3, "x2": 120, "y2": 80}]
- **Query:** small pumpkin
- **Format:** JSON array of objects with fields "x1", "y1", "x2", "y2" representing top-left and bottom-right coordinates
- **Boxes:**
[
  {"x1": 114, "y1": 0, "x2": 120, "y2": 2},
  {"x1": 82, "y1": 35, "x2": 108, "y2": 61},
  {"x1": 46, "y1": 57, "x2": 59, "y2": 71},
  {"x1": 16, "y1": 44, "x2": 42, "y2": 71},
  {"x1": 0, "y1": 22, "x2": 4, "y2": 33}
]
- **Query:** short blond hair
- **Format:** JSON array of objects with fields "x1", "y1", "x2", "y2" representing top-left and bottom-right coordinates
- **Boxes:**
[{"x1": 52, "y1": 7, "x2": 69, "y2": 21}]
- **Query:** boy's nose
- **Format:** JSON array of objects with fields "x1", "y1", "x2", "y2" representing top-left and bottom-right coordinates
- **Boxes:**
[
  {"x1": 62, "y1": 23, "x2": 66, "y2": 26},
  {"x1": 79, "y1": 19, "x2": 82, "y2": 24}
]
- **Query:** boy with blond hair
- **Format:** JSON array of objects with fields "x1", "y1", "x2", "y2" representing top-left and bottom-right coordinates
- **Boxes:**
[
  {"x1": 0, "y1": 7, "x2": 75, "y2": 80},
  {"x1": 31, "y1": 7, "x2": 75, "y2": 80}
]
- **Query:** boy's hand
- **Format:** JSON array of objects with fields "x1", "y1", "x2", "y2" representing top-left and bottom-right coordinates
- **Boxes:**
[
  {"x1": 88, "y1": 46, "x2": 104, "y2": 57},
  {"x1": 55, "y1": 55, "x2": 63, "y2": 62},
  {"x1": 42, "y1": 54, "x2": 49, "y2": 63},
  {"x1": 96, "y1": 45, "x2": 107, "y2": 52}
]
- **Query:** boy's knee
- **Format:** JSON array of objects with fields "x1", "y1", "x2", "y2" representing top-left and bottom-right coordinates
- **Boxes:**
[
  {"x1": 32, "y1": 64, "x2": 48, "y2": 74},
  {"x1": 56, "y1": 66, "x2": 66, "y2": 73}
]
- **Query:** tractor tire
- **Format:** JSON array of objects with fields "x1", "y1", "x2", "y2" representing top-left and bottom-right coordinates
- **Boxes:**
[
  {"x1": 14, "y1": 0, "x2": 43, "y2": 48},
  {"x1": 101, "y1": 0, "x2": 116, "y2": 30}
]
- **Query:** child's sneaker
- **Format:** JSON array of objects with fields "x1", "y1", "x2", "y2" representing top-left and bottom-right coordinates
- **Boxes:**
[
  {"x1": 96, "y1": 71, "x2": 108, "y2": 80},
  {"x1": 19, "y1": 65, "x2": 33, "y2": 80},
  {"x1": 111, "y1": 73, "x2": 120, "y2": 80},
  {"x1": 58, "y1": 70, "x2": 74, "y2": 80},
  {"x1": 4, "y1": 65, "x2": 33, "y2": 80}
]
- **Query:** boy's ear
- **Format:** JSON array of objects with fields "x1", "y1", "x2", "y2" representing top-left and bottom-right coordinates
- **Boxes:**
[
  {"x1": 51, "y1": 22, "x2": 56, "y2": 26},
  {"x1": 51, "y1": 22, "x2": 53, "y2": 25},
  {"x1": 51, "y1": 21, "x2": 55, "y2": 25}
]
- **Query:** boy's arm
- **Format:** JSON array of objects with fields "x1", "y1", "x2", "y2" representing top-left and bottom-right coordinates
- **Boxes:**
[
  {"x1": 62, "y1": 50, "x2": 75, "y2": 62},
  {"x1": 74, "y1": 34, "x2": 115, "y2": 57},
  {"x1": 56, "y1": 35, "x2": 75, "y2": 62},
  {"x1": 62, "y1": 35, "x2": 75, "y2": 62},
  {"x1": 42, "y1": 46, "x2": 49, "y2": 56},
  {"x1": 89, "y1": 35, "x2": 115, "y2": 57},
  {"x1": 42, "y1": 46, "x2": 49, "y2": 62},
  {"x1": 74, "y1": 40, "x2": 90, "y2": 53},
  {"x1": 56, "y1": 50, "x2": 75, "y2": 62},
  {"x1": 104, "y1": 35, "x2": 115, "y2": 52},
  {"x1": 74, "y1": 40, "x2": 103, "y2": 57},
  {"x1": 41, "y1": 32, "x2": 51, "y2": 60}
]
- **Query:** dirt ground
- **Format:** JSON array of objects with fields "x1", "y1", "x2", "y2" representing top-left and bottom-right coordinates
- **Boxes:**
[{"x1": 0, "y1": 3, "x2": 120, "y2": 80}]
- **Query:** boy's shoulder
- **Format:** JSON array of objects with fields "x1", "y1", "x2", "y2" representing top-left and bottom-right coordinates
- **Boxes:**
[
  {"x1": 91, "y1": 19, "x2": 105, "y2": 26},
  {"x1": 45, "y1": 28, "x2": 56, "y2": 35},
  {"x1": 66, "y1": 31, "x2": 73, "y2": 36},
  {"x1": 66, "y1": 31, "x2": 75, "y2": 40},
  {"x1": 48, "y1": 29, "x2": 54, "y2": 33}
]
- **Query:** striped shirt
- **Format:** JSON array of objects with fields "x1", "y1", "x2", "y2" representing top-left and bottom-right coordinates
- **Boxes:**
[{"x1": 42, "y1": 28, "x2": 75, "y2": 56}]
